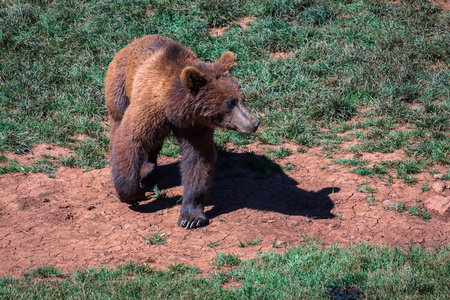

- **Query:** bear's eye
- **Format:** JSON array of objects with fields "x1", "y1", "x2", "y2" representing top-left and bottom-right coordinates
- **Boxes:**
[{"x1": 226, "y1": 99, "x2": 237, "y2": 109}]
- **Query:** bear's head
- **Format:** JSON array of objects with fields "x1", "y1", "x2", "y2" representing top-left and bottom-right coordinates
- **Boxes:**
[{"x1": 168, "y1": 52, "x2": 260, "y2": 134}]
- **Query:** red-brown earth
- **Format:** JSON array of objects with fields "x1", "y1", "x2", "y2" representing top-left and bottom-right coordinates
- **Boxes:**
[{"x1": 0, "y1": 142, "x2": 449, "y2": 276}]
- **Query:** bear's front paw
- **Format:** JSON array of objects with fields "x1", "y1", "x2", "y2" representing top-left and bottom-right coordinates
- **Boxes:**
[
  {"x1": 116, "y1": 191, "x2": 145, "y2": 205},
  {"x1": 178, "y1": 214, "x2": 209, "y2": 229}
]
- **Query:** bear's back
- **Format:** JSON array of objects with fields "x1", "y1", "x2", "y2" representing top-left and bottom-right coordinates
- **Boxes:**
[{"x1": 124, "y1": 36, "x2": 198, "y2": 100}]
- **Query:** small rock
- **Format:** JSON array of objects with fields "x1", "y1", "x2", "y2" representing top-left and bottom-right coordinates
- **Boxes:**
[
  {"x1": 431, "y1": 182, "x2": 445, "y2": 193},
  {"x1": 424, "y1": 195, "x2": 450, "y2": 215}
]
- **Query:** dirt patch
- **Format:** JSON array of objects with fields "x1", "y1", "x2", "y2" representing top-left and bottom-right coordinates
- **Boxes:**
[
  {"x1": 236, "y1": 17, "x2": 256, "y2": 30},
  {"x1": 431, "y1": 0, "x2": 450, "y2": 10},
  {"x1": 1, "y1": 143, "x2": 449, "y2": 276},
  {"x1": 270, "y1": 52, "x2": 294, "y2": 59},
  {"x1": 208, "y1": 27, "x2": 228, "y2": 37},
  {"x1": 208, "y1": 16, "x2": 256, "y2": 37}
]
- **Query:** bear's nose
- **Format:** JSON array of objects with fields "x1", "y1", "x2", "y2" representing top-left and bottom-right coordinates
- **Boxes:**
[{"x1": 253, "y1": 119, "x2": 261, "y2": 128}]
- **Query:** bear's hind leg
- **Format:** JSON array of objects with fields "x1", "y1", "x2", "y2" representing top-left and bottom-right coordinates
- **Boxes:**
[{"x1": 175, "y1": 125, "x2": 217, "y2": 229}]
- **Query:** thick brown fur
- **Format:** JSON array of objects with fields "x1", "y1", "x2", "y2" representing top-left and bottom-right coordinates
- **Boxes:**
[{"x1": 105, "y1": 35, "x2": 259, "y2": 229}]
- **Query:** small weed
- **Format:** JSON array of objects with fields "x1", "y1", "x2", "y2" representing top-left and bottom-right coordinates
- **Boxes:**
[
  {"x1": 367, "y1": 194, "x2": 377, "y2": 206},
  {"x1": 219, "y1": 218, "x2": 226, "y2": 222},
  {"x1": 142, "y1": 229, "x2": 166, "y2": 245},
  {"x1": 150, "y1": 185, "x2": 167, "y2": 200},
  {"x1": 207, "y1": 241, "x2": 219, "y2": 248},
  {"x1": 297, "y1": 147, "x2": 307, "y2": 153},
  {"x1": 40, "y1": 154, "x2": 57, "y2": 160},
  {"x1": 283, "y1": 162, "x2": 295, "y2": 171},
  {"x1": 383, "y1": 174, "x2": 394, "y2": 184},
  {"x1": 238, "y1": 236, "x2": 260, "y2": 247},
  {"x1": 351, "y1": 166, "x2": 373, "y2": 176},
  {"x1": 429, "y1": 169, "x2": 440, "y2": 175},
  {"x1": 333, "y1": 212, "x2": 345, "y2": 220},
  {"x1": 407, "y1": 206, "x2": 432, "y2": 221},
  {"x1": 214, "y1": 252, "x2": 240, "y2": 268},
  {"x1": 438, "y1": 170, "x2": 450, "y2": 180},
  {"x1": 357, "y1": 181, "x2": 377, "y2": 193},
  {"x1": 396, "y1": 160, "x2": 423, "y2": 185},
  {"x1": 298, "y1": 231, "x2": 321, "y2": 245},
  {"x1": 34, "y1": 160, "x2": 57, "y2": 175},
  {"x1": 420, "y1": 183, "x2": 429, "y2": 192},
  {"x1": 247, "y1": 236, "x2": 261, "y2": 246},
  {"x1": 347, "y1": 145, "x2": 361, "y2": 155},
  {"x1": 384, "y1": 201, "x2": 406, "y2": 213},
  {"x1": 401, "y1": 174, "x2": 418, "y2": 185},
  {"x1": 372, "y1": 164, "x2": 388, "y2": 175}
]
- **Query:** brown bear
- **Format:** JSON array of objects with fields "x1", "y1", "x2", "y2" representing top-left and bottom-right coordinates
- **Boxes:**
[{"x1": 105, "y1": 35, "x2": 260, "y2": 229}]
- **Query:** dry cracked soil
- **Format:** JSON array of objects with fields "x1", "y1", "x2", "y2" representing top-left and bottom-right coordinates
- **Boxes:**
[{"x1": 0, "y1": 142, "x2": 449, "y2": 276}]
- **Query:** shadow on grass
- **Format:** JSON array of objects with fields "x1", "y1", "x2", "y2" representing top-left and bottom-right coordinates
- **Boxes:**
[{"x1": 130, "y1": 150, "x2": 337, "y2": 220}]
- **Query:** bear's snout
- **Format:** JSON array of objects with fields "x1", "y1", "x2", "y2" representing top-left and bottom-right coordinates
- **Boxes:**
[{"x1": 232, "y1": 103, "x2": 260, "y2": 134}]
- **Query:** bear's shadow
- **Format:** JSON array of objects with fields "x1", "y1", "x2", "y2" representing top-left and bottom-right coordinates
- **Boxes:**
[{"x1": 130, "y1": 150, "x2": 338, "y2": 220}]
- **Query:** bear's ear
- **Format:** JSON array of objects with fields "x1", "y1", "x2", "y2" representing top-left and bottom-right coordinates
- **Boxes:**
[
  {"x1": 216, "y1": 51, "x2": 234, "y2": 71},
  {"x1": 180, "y1": 66, "x2": 206, "y2": 93}
]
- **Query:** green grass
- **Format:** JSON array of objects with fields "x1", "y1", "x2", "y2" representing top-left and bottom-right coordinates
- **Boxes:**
[
  {"x1": 407, "y1": 205, "x2": 432, "y2": 221},
  {"x1": 267, "y1": 147, "x2": 291, "y2": 160},
  {"x1": 335, "y1": 157, "x2": 430, "y2": 185},
  {"x1": 384, "y1": 200, "x2": 433, "y2": 221},
  {"x1": 0, "y1": 158, "x2": 57, "y2": 177},
  {"x1": 237, "y1": 236, "x2": 261, "y2": 248},
  {"x1": 384, "y1": 201, "x2": 407, "y2": 213},
  {"x1": 356, "y1": 180, "x2": 377, "y2": 193},
  {"x1": 214, "y1": 252, "x2": 241, "y2": 269},
  {"x1": 367, "y1": 194, "x2": 377, "y2": 206},
  {"x1": 334, "y1": 158, "x2": 369, "y2": 167},
  {"x1": 207, "y1": 240, "x2": 219, "y2": 248},
  {"x1": 0, "y1": 0, "x2": 449, "y2": 176},
  {"x1": 141, "y1": 229, "x2": 166, "y2": 245},
  {"x1": 150, "y1": 185, "x2": 168, "y2": 201},
  {"x1": 2, "y1": 244, "x2": 449, "y2": 299}
]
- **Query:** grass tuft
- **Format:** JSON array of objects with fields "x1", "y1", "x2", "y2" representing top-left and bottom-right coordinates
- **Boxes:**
[{"x1": 142, "y1": 229, "x2": 166, "y2": 245}]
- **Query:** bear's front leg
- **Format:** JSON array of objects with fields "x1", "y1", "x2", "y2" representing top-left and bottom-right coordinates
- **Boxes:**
[
  {"x1": 110, "y1": 125, "x2": 146, "y2": 204},
  {"x1": 176, "y1": 126, "x2": 217, "y2": 229}
]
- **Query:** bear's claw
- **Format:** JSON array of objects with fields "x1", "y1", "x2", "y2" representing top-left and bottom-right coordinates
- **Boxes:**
[{"x1": 178, "y1": 216, "x2": 208, "y2": 229}]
